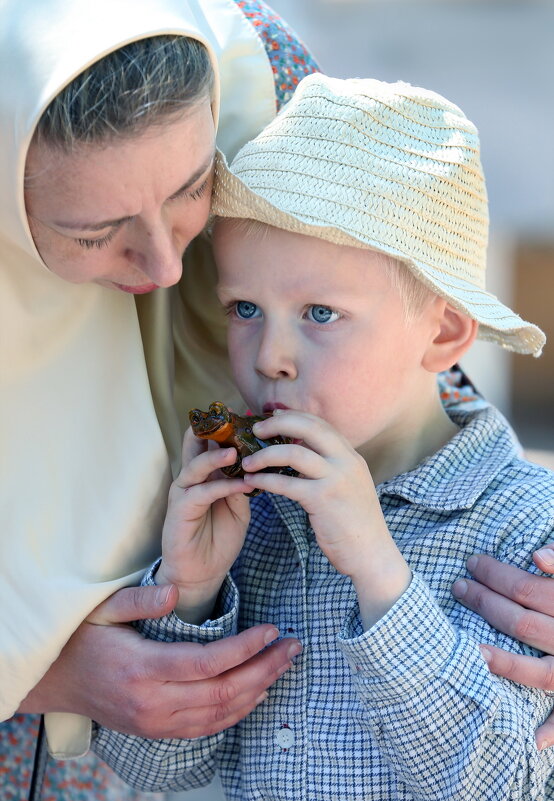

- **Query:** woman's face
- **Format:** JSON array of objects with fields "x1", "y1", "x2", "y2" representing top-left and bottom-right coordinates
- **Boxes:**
[{"x1": 24, "y1": 99, "x2": 215, "y2": 293}]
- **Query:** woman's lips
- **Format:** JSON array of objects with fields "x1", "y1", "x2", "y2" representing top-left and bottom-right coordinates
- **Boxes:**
[
  {"x1": 262, "y1": 402, "x2": 289, "y2": 414},
  {"x1": 113, "y1": 282, "x2": 159, "y2": 294}
]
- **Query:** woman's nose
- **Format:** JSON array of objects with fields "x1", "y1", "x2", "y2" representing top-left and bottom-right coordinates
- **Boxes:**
[
  {"x1": 125, "y1": 216, "x2": 183, "y2": 287},
  {"x1": 255, "y1": 326, "x2": 298, "y2": 380}
]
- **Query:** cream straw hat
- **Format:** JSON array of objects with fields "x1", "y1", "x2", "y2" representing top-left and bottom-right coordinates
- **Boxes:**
[{"x1": 212, "y1": 73, "x2": 545, "y2": 356}]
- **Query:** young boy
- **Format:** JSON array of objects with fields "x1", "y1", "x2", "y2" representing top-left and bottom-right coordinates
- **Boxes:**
[{"x1": 94, "y1": 75, "x2": 554, "y2": 798}]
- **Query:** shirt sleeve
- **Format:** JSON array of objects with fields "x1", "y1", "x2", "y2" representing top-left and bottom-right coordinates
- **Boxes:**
[
  {"x1": 91, "y1": 562, "x2": 240, "y2": 792},
  {"x1": 134, "y1": 559, "x2": 239, "y2": 643},
  {"x1": 338, "y1": 571, "x2": 554, "y2": 800}
]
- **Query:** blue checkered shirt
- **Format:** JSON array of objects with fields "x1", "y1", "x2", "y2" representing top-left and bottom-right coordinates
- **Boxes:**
[{"x1": 94, "y1": 403, "x2": 554, "y2": 799}]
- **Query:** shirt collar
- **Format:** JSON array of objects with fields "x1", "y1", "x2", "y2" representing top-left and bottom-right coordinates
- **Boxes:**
[
  {"x1": 266, "y1": 403, "x2": 522, "y2": 523},
  {"x1": 377, "y1": 403, "x2": 522, "y2": 511}
]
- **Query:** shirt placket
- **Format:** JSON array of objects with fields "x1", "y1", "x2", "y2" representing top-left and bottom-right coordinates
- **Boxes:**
[{"x1": 269, "y1": 498, "x2": 311, "y2": 798}]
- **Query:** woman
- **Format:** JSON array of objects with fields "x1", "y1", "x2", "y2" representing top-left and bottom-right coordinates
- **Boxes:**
[
  {"x1": 1, "y1": 0, "x2": 317, "y2": 797},
  {"x1": 1, "y1": 0, "x2": 553, "y2": 798}
]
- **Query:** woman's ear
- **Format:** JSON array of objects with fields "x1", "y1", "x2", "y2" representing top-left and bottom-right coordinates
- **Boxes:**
[{"x1": 422, "y1": 300, "x2": 478, "y2": 373}]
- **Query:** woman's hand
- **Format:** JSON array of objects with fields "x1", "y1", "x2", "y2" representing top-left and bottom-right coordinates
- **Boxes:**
[
  {"x1": 242, "y1": 410, "x2": 411, "y2": 629},
  {"x1": 452, "y1": 545, "x2": 554, "y2": 749},
  {"x1": 18, "y1": 585, "x2": 301, "y2": 738},
  {"x1": 157, "y1": 427, "x2": 251, "y2": 622}
]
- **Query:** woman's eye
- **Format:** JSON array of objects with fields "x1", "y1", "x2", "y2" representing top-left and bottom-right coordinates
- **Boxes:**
[
  {"x1": 77, "y1": 230, "x2": 116, "y2": 250},
  {"x1": 188, "y1": 178, "x2": 209, "y2": 201},
  {"x1": 307, "y1": 305, "x2": 339, "y2": 324},
  {"x1": 235, "y1": 301, "x2": 260, "y2": 320},
  {"x1": 171, "y1": 177, "x2": 210, "y2": 202}
]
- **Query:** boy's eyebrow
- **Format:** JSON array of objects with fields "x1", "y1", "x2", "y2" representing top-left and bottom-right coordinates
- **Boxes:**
[
  {"x1": 54, "y1": 153, "x2": 215, "y2": 232},
  {"x1": 215, "y1": 279, "x2": 232, "y2": 293}
]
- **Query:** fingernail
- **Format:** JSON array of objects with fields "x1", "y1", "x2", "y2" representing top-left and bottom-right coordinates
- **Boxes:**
[
  {"x1": 242, "y1": 456, "x2": 251, "y2": 467},
  {"x1": 273, "y1": 408, "x2": 286, "y2": 415},
  {"x1": 264, "y1": 627, "x2": 279, "y2": 644},
  {"x1": 156, "y1": 585, "x2": 173, "y2": 607},
  {"x1": 536, "y1": 547, "x2": 554, "y2": 566},
  {"x1": 538, "y1": 739, "x2": 550, "y2": 751},
  {"x1": 479, "y1": 645, "x2": 492, "y2": 664},
  {"x1": 255, "y1": 691, "x2": 268, "y2": 705},
  {"x1": 287, "y1": 643, "x2": 302, "y2": 660},
  {"x1": 452, "y1": 579, "x2": 468, "y2": 599},
  {"x1": 466, "y1": 555, "x2": 478, "y2": 572}
]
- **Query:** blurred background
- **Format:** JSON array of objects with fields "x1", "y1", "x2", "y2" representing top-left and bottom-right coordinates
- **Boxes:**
[{"x1": 169, "y1": 1, "x2": 553, "y2": 798}]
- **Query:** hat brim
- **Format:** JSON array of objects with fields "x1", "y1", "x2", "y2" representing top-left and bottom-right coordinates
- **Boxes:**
[{"x1": 212, "y1": 150, "x2": 545, "y2": 357}]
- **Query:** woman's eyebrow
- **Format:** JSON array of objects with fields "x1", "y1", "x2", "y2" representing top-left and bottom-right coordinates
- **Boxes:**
[
  {"x1": 53, "y1": 214, "x2": 132, "y2": 232},
  {"x1": 54, "y1": 152, "x2": 215, "y2": 231}
]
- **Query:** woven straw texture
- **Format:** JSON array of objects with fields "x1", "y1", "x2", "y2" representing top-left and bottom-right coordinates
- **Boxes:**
[{"x1": 212, "y1": 73, "x2": 545, "y2": 356}]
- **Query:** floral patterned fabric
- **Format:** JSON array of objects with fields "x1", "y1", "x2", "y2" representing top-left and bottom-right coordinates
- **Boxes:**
[
  {"x1": 0, "y1": 715, "x2": 164, "y2": 801},
  {"x1": 235, "y1": 0, "x2": 321, "y2": 109},
  {"x1": 0, "y1": 3, "x2": 320, "y2": 799}
]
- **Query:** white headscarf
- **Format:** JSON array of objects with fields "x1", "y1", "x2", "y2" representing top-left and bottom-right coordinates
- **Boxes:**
[{"x1": 0, "y1": 0, "x2": 275, "y2": 737}]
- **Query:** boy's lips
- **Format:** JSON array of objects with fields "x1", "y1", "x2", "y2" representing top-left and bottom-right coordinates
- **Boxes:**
[
  {"x1": 262, "y1": 402, "x2": 289, "y2": 414},
  {"x1": 261, "y1": 403, "x2": 303, "y2": 445}
]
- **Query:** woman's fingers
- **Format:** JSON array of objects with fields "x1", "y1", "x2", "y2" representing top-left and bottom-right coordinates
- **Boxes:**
[
  {"x1": 161, "y1": 689, "x2": 271, "y2": 739},
  {"x1": 480, "y1": 645, "x2": 554, "y2": 690},
  {"x1": 536, "y1": 712, "x2": 554, "y2": 752},
  {"x1": 141, "y1": 624, "x2": 295, "y2": 682},
  {"x1": 452, "y1": 576, "x2": 554, "y2": 654},
  {"x1": 533, "y1": 545, "x2": 554, "y2": 574},
  {"x1": 51, "y1": 611, "x2": 301, "y2": 739},
  {"x1": 87, "y1": 584, "x2": 180, "y2": 625},
  {"x1": 461, "y1": 553, "x2": 554, "y2": 616},
  {"x1": 479, "y1": 645, "x2": 554, "y2": 750}
]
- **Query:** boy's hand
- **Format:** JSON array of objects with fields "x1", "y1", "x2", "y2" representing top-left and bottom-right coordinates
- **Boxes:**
[
  {"x1": 242, "y1": 410, "x2": 411, "y2": 629},
  {"x1": 157, "y1": 427, "x2": 251, "y2": 623}
]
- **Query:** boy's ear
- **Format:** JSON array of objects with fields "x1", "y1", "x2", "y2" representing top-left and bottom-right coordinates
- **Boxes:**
[{"x1": 422, "y1": 300, "x2": 478, "y2": 373}]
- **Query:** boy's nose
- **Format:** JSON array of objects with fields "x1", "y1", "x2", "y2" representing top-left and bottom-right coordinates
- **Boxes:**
[{"x1": 254, "y1": 328, "x2": 298, "y2": 380}]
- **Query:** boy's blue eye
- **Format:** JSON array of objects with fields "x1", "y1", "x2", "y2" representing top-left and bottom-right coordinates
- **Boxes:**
[
  {"x1": 308, "y1": 305, "x2": 339, "y2": 324},
  {"x1": 236, "y1": 301, "x2": 259, "y2": 319}
]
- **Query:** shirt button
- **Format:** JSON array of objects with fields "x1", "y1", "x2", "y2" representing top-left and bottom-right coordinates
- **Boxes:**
[{"x1": 275, "y1": 725, "x2": 295, "y2": 749}]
